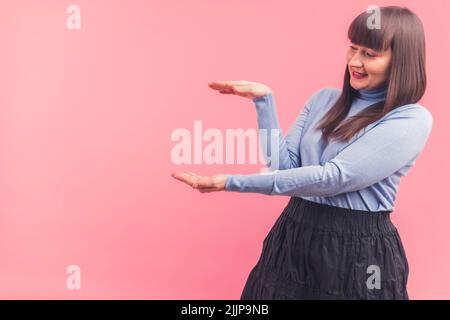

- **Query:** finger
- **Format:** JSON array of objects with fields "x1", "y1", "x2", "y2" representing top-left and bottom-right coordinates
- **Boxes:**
[
  {"x1": 211, "y1": 86, "x2": 234, "y2": 93},
  {"x1": 208, "y1": 80, "x2": 248, "y2": 89},
  {"x1": 172, "y1": 176, "x2": 194, "y2": 186},
  {"x1": 231, "y1": 84, "x2": 253, "y2": 93},
  {"x1": 209, "y1": 80, "x2": 247, "y2": 85},
  {"x1": 184, "y1": 172, "x2": 202, "y2": 179},
  {"x1": 172, "y1": 172, "x2": 197, "y2": 186},
  {"x1": 230, "y1": 86, "x2": 253, "y2": 99},
  {"x1": 195, "y1": 177, "x2": 215, "y2": 188},
  {"x1": 188, "y1": 175, "x2": 204, "y2": 186},
  {"x1": 174, "y1": 171, "x2": 200, "y2": 180},
  {"x1": 208, "y1": 83, "x2": 233, "y2": 91}
]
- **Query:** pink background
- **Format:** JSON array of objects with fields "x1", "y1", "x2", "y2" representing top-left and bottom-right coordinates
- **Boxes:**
[{"x1": 0, "y1": 0, "x2": 448, "y2": 299}]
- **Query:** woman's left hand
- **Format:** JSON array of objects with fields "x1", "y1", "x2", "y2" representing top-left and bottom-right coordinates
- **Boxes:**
[{"x1": 171, "y1": 172, "x2": 228, "y2": 193}]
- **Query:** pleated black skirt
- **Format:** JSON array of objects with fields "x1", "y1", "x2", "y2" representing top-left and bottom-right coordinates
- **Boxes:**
[{"x1": 240, "y1": 197, "x2": 409, "y2": 300}]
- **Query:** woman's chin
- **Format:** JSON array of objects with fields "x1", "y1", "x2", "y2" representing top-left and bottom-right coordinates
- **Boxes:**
[
  {"x1": 350, "y1": 80, "x2": 370, "y2": 91},
  {"x1": 350, "y1": 83, "x2": 363, "y2": 91}
]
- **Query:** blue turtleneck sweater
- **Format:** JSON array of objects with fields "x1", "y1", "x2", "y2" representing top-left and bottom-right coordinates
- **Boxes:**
[{"x1": 224, "y1": 85, "x2": 433, "y2": 212}]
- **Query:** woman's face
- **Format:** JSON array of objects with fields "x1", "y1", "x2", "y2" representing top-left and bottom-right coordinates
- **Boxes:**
[{"x1": 347, "y1": 42, "x2": 392, "y2": 91}]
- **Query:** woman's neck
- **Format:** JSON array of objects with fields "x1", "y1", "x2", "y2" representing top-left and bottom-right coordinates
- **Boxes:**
[{"x1": 356, "y1": 84, "x2": 388, "y2": 101}]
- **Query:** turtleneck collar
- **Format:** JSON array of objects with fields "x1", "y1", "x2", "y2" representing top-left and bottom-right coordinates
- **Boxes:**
[{"x1": 356, "y1": 83, "x2": 388, "y2": 102}]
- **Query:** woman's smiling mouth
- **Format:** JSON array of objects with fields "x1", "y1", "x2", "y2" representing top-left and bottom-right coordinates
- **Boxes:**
[{"x1": 351, "y1": 70, "x2": 368, "y2": 79}]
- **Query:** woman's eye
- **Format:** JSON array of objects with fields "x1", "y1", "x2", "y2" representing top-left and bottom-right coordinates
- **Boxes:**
[
  {"x1": 366, "y1": 52, "x2": 376, "y2": 58},
  {"x1": 350, "y1": 46, "x2": 357, "y2": 50}
]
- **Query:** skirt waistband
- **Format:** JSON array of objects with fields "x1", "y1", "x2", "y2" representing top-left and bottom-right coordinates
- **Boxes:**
[{"x1": 282, "y1": 197, "x2": 396, "y2": 236}]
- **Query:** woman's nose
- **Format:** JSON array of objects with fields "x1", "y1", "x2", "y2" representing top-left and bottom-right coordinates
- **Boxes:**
[{"x1": 348, "y1": 54, "x2": 363, "y2": 67}]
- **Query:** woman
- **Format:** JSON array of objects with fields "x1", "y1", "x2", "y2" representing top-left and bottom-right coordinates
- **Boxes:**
[{"x1": 172, "y1": 6, "x2": 433, "y2": 299}]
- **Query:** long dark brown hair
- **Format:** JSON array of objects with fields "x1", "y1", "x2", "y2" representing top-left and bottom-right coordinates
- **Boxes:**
[{"x1": 316, "y1": 6, "x2": 426, "y2": 143}]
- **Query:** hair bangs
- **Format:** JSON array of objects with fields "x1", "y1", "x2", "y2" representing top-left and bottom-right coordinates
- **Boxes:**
[{"x1": 348, "y1": 11, "x2": 393, "y2": 52}]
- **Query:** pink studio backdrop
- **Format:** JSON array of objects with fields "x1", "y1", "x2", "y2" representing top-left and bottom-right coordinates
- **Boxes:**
[{"x1": 0, "y1": 0, "x2": 448, "y2": 299}]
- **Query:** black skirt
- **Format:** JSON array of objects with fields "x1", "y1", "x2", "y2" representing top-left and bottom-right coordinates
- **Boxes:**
[{"x1": 240, "y1": 197, "x2": 409, "y2": 300}]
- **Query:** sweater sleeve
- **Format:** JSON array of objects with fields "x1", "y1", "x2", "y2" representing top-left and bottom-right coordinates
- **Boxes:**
[
  {"x1": 224, "y1": 106, "x2": 433, "y2": 197},
  {"x1": 254, "y1": 89, "x2": 323, "y2": 171}
]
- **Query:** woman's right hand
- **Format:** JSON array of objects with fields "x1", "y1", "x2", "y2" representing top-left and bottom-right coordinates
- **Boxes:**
[{"x1": 208, "y1": 80, "x2": 272, "y2": 100}]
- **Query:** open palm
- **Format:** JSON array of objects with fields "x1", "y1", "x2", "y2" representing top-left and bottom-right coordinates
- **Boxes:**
[{"x1": 171, "y1": 172, "x2": 228, "y2": 193}]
